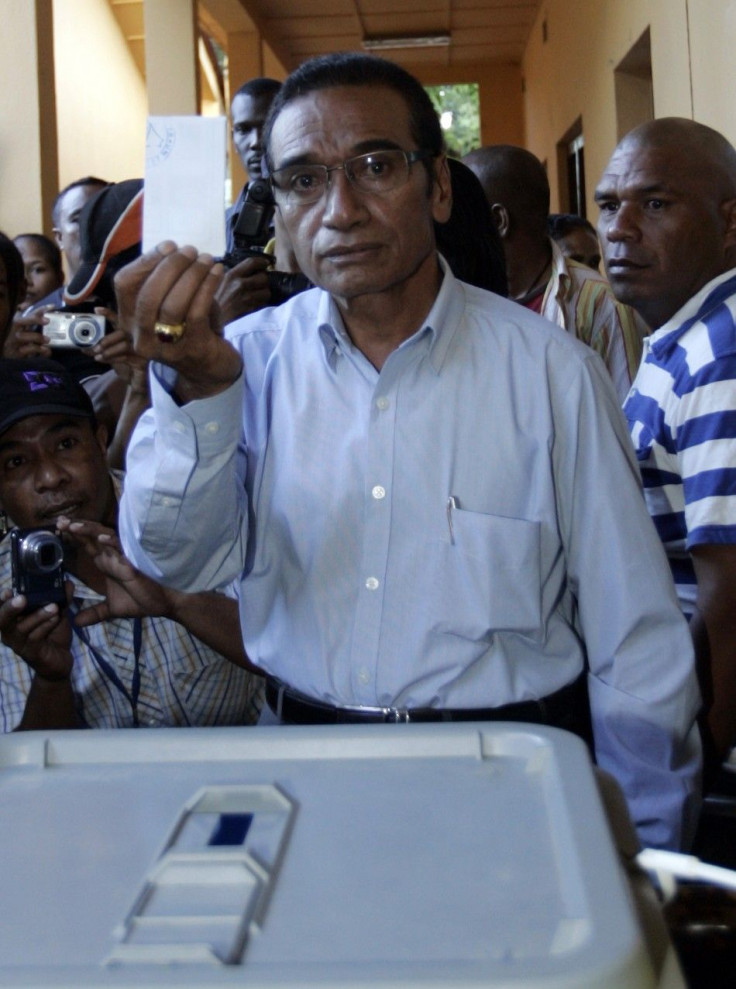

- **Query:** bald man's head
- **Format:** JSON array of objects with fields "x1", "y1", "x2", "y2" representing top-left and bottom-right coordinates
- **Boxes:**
[
  {"x1": 463, "y1": 145, "x2": 550, "y2": 239},
  {"x1": 595, "y1": 117, "x2": 736, "y2": 328},
  {"x1": 621, "y1": 117, "x2": 736, "y2": 197}
]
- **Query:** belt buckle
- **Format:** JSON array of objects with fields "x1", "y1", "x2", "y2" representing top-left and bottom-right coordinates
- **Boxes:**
[{"x1": 383, "y1": 707, "x2": 411, "y2": 724}]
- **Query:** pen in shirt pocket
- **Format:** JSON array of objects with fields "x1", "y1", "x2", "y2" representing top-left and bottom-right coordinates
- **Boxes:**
[{"x1": 446, "y1": 495, "x2": 458, "y2": 544}]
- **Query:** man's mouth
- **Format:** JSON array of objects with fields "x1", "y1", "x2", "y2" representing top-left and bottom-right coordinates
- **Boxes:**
[
  {"x1": 606, "y1": 256, "x2": 647, "y2": 272},
  {"x1": 322, "y1": 244, "x2": 381, "y2": 261},
  {"x1": 40, "y1": 501, "x2": 82, "y2": 522}
]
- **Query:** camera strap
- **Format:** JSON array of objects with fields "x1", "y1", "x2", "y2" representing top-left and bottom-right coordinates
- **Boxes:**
[{"x1": 69, "y1": 611, "x2": 142, "y2": 727}]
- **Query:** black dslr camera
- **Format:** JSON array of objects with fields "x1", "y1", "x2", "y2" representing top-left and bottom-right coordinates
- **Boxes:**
[
  {"x1": 220, "y1": 179, "x2": 311, "y2": 305},
  {"x1": 10, "y1": 527, "x2": 66, "y2": 612}
]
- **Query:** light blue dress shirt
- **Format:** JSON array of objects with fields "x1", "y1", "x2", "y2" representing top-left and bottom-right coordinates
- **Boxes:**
[{"x1": 120, "y1": 263, "x2": 701, "y2": 850}]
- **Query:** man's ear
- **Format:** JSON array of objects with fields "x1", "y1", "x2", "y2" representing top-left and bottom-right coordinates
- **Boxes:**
[
  {"x1": 722, "y1": 198, "x2": 736, "y2": 250},
  {"x1": 94, "y1": 422, "x2": 109, "y2": 454},
  {"x1": 430, "y1": 155, "x2": 453, "y2": 224},
  {"x1": 52, "y1": 228, "x2": 63, "y2": 250},
  {"x1": 491, "y1": 203, "x2": 510, "y2": 239}
]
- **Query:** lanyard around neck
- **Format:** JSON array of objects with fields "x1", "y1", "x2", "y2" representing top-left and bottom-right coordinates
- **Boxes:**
[{"x1": 69, "y1": 606, "x2": 143, "y2": 727}]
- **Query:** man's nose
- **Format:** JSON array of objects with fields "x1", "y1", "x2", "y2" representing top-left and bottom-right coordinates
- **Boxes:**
[
  {"x1": 34, "y1": 456, "x2": 68, "y2": 491},
  {"x1": 602, "y1": 203, "x2": 640, "y2": 242},
  {"x1": 321, "y1": 168, "x2": 366, "y2": 227}
]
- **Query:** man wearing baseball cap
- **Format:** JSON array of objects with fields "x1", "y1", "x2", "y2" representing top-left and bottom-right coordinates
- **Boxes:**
[
  {"x1": 63, "y1": 178, "x2": 143, "y2": 309},
  {"x1": 0, "y1": 359, "x2": 263, "y2": 731}
]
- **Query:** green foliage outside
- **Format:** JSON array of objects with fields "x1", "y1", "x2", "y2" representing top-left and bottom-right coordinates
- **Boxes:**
[{"x1": 425, "y1": 83, "x2": 481, "y2": 158}]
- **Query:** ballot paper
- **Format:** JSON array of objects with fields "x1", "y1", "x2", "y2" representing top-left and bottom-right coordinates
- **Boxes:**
[{"x1": 143, "y1": 115, "x2": 226, "y2": 256}]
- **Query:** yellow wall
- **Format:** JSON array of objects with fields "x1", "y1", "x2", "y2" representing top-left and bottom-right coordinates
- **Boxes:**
[
  {"x1": 688, "y1": 0, "x2": 736, "y2": 137},
  {"x1": 0, "y1": 0, "x2": 58, "y2": 236},
  {"x1": 53, "y1": 0, "x2": 148, "y2": 194},
  {"x1": 522, "y1": 0, "x2": 736, "y2": 217},
  {"x1": 5, "y1": 0, "x2": 736, "y2": 237},
  {"x1": 226, "y1": 33, "x2": 287, "y2": 205},
  {"x1": 415, "y1": 61, "x2": 524, "y2": 149},
  {"x1": 262, "y1": 40, "x2": 287, "y2": 83}
]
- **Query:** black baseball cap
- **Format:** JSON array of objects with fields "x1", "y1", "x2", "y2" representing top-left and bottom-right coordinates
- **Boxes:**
[
  {"x1": 64, "y1": 179, "x2": 143, "y2": 306},
  {"x1": 0, "y1": 359, "x2": 95, "y2": 439}
]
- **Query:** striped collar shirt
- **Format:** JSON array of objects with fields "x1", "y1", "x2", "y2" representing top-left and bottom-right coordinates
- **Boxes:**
[
  {"x1": 624, "y1": 268, "x2": 736, "y2": 615},
  {"x1": 541, "y1": 239, "x2": 645, "y2": 402}
]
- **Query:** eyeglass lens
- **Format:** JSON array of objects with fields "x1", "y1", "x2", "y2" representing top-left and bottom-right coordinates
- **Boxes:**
[{"x1": 273, "y1": 149, "x2": 421, "y2": 203}]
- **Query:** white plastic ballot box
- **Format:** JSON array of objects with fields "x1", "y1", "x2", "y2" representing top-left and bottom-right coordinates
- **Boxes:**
[{"x1": 0, "y1": 723, "x2": 658, "y2": 987}]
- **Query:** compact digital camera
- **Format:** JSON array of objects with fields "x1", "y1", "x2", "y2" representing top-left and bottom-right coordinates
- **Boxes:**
[
  {"x1": 44, "y1": 310, "x2": 106, "y2": 349},
  {"x1": 10, "y1": 527, "x2": 66, "y2": 612}
]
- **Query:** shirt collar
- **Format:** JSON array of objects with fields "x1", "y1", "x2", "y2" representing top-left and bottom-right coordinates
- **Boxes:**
[
  {"x1": 542, "y1": 239, "x2": 570, "y2": 307},
  {"x1": 648, "y1": 267, "x2": 736, "y2": 359},
  {"x1": 316, "y1": 254, "x2": 465, "y2": 375}
]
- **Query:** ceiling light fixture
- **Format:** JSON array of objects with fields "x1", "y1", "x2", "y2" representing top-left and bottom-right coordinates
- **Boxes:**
[{"x1": 362, "y1": 34, "x2": 451, "y2": 51}]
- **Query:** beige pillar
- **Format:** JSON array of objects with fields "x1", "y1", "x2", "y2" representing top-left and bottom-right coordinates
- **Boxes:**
[
  {"x1": 144, "y1": 0, "x2": 199, "y2": 114},
  {"x1": 226, "y1": 30, "x2": 265, "y2": 199},
  {"x1": 0, "y1": 0, "x2": 59, "y2": 235}
]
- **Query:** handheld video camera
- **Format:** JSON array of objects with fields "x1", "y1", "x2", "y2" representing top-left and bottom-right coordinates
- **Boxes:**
[
  {"x1": 10, "y1": 527, "x2": 66, "y2": 612},
  {"x1": 219, "y1": 179, "x2": 311, "y2": 305}
]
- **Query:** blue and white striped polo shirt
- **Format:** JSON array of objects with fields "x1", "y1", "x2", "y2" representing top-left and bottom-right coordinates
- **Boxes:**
[{"x1": 624, "y1": 268, "x2": 736, "y2": 616}]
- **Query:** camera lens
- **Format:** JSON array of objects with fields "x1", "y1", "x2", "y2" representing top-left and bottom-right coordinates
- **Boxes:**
[
  {"x1": 247, "y1": 179, "x2": 274, "y2": 204},
  {"x1": 70, "y1": 317, "x2": 101, "y2": 347},
  {"x1": 20, "y1": 532, "x2": 64, "y2": 573}
]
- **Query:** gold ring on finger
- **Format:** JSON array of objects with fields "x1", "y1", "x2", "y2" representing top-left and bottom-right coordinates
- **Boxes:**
[{"x1": 154, "y1": 321, "x2": 186, "y2": 343}]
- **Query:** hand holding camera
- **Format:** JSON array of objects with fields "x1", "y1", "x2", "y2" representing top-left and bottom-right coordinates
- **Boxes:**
[
  {"x1": 1, "y1": 527, "x2": 72, "y2": 683},
  {"x1": 10, "y1": 527, "x2": 66, "y2": 612},
  {"x1": 56, "y1": 517, "x2": 175, "y2": 626},
  {"x1": 215, "y1": 253, "x2": 273, "y2": 326},
  {"x1": 4, "y1": 309, "x2": 53, "y2": 360},
  {"x1": 217, "y1": 179, "x2": 311, "y2": 322},
  {"x1": 43, "y1": 309, "x2": 107, "y2": 349}
]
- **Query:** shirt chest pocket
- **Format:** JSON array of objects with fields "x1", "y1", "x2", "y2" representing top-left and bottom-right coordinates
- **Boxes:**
[{"x1": 423, "y1": 509, "x2": 542, "y2": 641}]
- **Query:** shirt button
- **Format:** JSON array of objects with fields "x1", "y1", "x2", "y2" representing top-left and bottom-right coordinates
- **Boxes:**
[
  {"x1": 365, "y1": 577, "x2": 380, "y2": 591},
  {"x1": 173, "y1": 421, "x2": 186, "y2": 434},
  {"x1": 372, "y1": 485, "x2": 386, "y2": 500},
  {"x1": 161, "y1": 496, "x2": 174, "y2": 507},
  {"x1": 358, "y1": 669, "x2": 370, "y2": 685},
  {"x1": 376, "y1": 396, "x2": 390, "y2": 411},
  {"x1": 204, "y1": 422, "x2": 219, "y2": 434}
]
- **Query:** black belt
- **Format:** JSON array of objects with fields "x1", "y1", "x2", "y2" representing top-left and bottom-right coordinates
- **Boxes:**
[{"x1": 265, "y1": 672, "x2": 592, "y2": 740}]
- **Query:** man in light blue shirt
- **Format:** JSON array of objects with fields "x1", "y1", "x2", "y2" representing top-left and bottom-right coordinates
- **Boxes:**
[{"x1": 116, "y1": 53, "x2": 701, "y2": 850}]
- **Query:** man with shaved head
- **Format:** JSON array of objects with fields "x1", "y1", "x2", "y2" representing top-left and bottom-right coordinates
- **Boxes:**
[
  {"x1": 596, "y1": 117, "x2": 736, "y2": 773},
  {"x1": 464, "y1": 144, "x2": 643, "y2": 402}
]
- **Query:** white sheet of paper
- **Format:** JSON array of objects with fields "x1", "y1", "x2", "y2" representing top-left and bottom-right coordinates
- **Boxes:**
[{"x1": 143, "y1": 116, "x2": 226, "y2": 255}]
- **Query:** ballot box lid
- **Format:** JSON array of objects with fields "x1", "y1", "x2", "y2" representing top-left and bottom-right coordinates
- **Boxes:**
[{"x1": 0, "y1": 723, "x2": 654, "y2": 988}]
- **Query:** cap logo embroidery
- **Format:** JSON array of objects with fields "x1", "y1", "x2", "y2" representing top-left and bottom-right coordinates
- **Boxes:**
[{"x1": 22, "y1": 371, "x2": 64, "y2": 393}]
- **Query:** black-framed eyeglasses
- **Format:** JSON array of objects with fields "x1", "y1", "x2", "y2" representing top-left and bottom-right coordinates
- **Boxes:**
[{"x1": 270, "y1": 149, "x2": 434, "y2": 206}]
